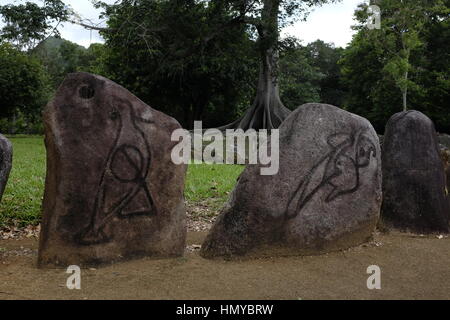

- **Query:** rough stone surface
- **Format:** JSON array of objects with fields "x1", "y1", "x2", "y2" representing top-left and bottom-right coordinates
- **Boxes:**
[
  {"x1": 382, "y1": 134, "x2": 449, "y2": 197},
  {"x1": 38, "y1": 72, "x2": 187, "y2": 267},
  {"x1": 0, "y1": 134, "x2": 12, "y2": 202},
  {"x1": 381, "y1": 110, "x2": 450, "y2": 234},
  {"x1": 201, "y1": 103, "x2": 382, "y2": 258}
]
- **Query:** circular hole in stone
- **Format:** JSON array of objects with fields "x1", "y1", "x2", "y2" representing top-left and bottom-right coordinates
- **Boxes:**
[{"x1": 79, "y1": 85, "x2": 95, "y2": 99}]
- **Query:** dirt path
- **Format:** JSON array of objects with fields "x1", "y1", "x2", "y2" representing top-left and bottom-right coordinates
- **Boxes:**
[{"x1": 0, "y1": 232, "x2": 449, "y2": 300}]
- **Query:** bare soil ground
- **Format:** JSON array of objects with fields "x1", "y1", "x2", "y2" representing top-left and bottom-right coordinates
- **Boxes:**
[{"x1": 1, "y1": 231, "x2": 449, "y2": 300}]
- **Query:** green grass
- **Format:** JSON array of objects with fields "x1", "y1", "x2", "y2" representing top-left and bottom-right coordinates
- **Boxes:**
[
  {"x1": 186, "y1": 164, "x2": 244, "y2": 211},
  {"x1": 0, "y1": 136, "x2": 46, "y2": 227},
  {"x1": 0, "y1": 136, "x2": 244, "y2": 227}
]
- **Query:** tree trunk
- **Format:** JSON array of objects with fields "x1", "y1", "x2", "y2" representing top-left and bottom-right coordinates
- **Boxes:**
[
  {"x1": 218, "y1": 0, "x2": 291, "y2": 131},
  {"x1": 403, "y1": 70, "x2": 408, "y2": 111}
]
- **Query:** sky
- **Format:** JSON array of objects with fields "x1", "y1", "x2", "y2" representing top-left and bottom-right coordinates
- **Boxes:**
[
  {"x1": 282, "y1": 0, "x2": 366, "y2": 47},
  {"x1": 0, "y1": 0, "x2": 368, "y2": 48}
]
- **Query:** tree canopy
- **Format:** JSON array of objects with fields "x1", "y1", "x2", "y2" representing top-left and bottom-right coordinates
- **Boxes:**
[
  {"x1": 0, "y1": 0, "x2": 448, "y2": 134},
  {"x1": 340, "y1": 0, "x2": 450, "y2": 132},
  {"x1": 95, "y1": 0, "x2": 259, "y2": 129},
  {"x1": 0, "y1": 42, "x2": 50, "y2": 132},
  {"x1": 0, "y1": 0, "x2": 69, "y2": 50}
]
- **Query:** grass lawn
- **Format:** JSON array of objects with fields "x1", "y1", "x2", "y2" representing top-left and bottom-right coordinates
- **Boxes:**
[{"x1": 0, "y1": 136, "x2": 243, "y2": 227}]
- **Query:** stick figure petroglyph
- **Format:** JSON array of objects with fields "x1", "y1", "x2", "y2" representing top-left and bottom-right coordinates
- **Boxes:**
[
  {"x1": 286, "y1": 130, "x2": 377, "y2": 219},
  {"x1": 77, "y1": 99, "x2": 157, "y2": 245}
]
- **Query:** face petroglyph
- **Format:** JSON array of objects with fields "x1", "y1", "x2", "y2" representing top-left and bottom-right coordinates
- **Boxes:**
[{"x1": 286, "y1": 129, "x2": 377, "y2": 219}]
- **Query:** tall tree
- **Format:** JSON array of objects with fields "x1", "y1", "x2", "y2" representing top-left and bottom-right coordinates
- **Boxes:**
[
  {"x1": 218, "y1": 0, "x2": 338, "y2": 130},
  {"x1": 96, "y1": 0, "x2": 338, "y2": 129},
  {"x1": 1, "y1": 0, "x2": 339, "y2": 130},
  {"x1": 353, "y1": 0, "x2": 446, "y2": 111},
  {"x1": 418, "y1": 3, "x2": 450, "y2": 132},
  {"x1": 97, "y1": 0, "x2": 258, "y2": 129},
  {"x1": 341, "y1": 0, "x2": 450, "y2": 133}
]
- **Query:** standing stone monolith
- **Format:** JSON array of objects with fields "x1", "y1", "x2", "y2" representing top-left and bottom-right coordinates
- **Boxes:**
[
  {"x1": 38, "y1": 72, "x2": 187, "y2": 267},
  {"x1": 381, "y1": 111, "x2": 450, "y2": 233},
  {"x1": 201, "y1": 103, "x2": 382, "y2": 258},
  {"x1": 0, "y1": 134, "x2": 12, "y2": 202}
]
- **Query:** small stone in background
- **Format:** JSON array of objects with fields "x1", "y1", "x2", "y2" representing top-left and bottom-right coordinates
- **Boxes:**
[{"x1": 0, "y1": 134, "x2": 12, "y2": 202}]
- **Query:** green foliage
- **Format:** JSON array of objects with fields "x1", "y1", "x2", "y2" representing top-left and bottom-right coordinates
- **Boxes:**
[
  {"x1": 186, "y1": 164, "x2": 244, "y2": 211},
  {"x1": 0, "y1": 136, "x2": 45, "y2": 227},
  {"x1": 32, "y1": 37, "x2": 107, "y2": 89},
  {"x1": 98, "y1": 0, "x2": 259, "y2": 129},
  {"x1": 0, "y1": 111, "x2": 44, "y2": 135},
  {"x1": 418, "y1": 11, "x2": 450, "y2": 132},
  {"x1": 1, "y1": 0, "x2": 447, "y2": 134},
  {"x1": 0, "y1": 0, "x2": 69, "y2": 50},
  {"x1": 82, "y1": 43, "x2": 108, "y2": 75},
  {"x1": 95, "y1": 0, "x2": 341, "y2": 129},
  {"x1": 279, "y1": 41, "x2": 323, "y2": 109},
  {"x1": 279, "y1": 39, "x2": 346, "y2": 109},
  {"x1": 0, "y1": 42, "x2": 51, "y2": 133},
  {"x1": 1, "y1": 0, "x2": 343, "y2": 131},
  {"x1": 340, "y1": 0, "x2": 450, "y2": 132},
  {"x1": 306, "y1": 40, "x2": 346, "y2": 106},
  {"x1": 30, "y1": 37, "x2": 65, "y2": 88}
]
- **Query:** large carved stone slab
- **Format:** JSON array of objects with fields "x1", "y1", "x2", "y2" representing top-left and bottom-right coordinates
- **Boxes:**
[
  {"x1": 38, "y1": 72, "x2": 187, "y2": 267},
  {"x1": 201, "y1": 104, "x2": 382, "y2": 258},
  {"x1": 0, "y1": 134, "x2": 12, "y2": 202},
  {"x1": 381, "y1": 111, "x2": 450, "y2": 233}
]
